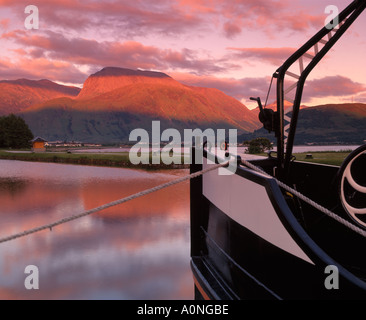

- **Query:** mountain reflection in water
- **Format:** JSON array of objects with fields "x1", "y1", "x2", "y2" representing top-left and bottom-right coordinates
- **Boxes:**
[{"x1": 0, "y1": 160, "x2": 192, "y2": 300}]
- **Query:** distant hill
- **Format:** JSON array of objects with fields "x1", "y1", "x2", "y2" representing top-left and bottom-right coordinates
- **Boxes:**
[
  {"x1": 240, "y1": 103, "x2": 366, "y2": 145},
  {"x1": 294, "y1": 103, "x2": 366, "y2": 144},
  {"x1": 0, "y1": 79, "x2": 80, "y2": 115},
  {"x1": 3, "y1": 68, "x2": 365, "y2": 145},
  {"x1": 20, "y1": 67, "x2": 260, "y2": 143}
]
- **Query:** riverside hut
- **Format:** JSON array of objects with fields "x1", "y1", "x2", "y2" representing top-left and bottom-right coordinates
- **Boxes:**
[{"x1": 31, "y1": 137, "x2": 47, "y2": 152}]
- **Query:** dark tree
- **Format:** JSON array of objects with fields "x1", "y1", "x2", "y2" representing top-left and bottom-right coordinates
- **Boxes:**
[
  {"x1": 243, "y1": 137, "x2": 273, "y2": 154},
  {"x1": 0, "y1": 114, "x2": 34, "y2": 149}
]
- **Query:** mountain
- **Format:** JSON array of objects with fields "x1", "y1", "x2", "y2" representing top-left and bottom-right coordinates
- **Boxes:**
[
  {"x1": 6, "y1": 68, "x2": 365, "y2": 145},
  {"x1": 0, "y1": 79, "x2": 80, "y2": 115},
  {"x1": 73, "y1": 67, "x2": 258, "y2": 131},
  {"x1": 294, "y1": 103, "x2": 366, "y2": 144},
  {"x1": 21, "y1": 67, "x2": 260, "y2": 143},
  {"x1": 240, "y1": 103, "x2": 366, "y2": 145},
  {"x1": 77, "y1": 67, "x2": 178, "y2": 99}
]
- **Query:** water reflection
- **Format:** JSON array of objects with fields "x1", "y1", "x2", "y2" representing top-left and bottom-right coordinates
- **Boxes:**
[{"x1": 0, "y1": 160, "x2": 192, "y2": 300}]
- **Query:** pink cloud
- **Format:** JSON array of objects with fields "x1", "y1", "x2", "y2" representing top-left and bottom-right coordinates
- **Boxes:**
[
  {"x1": 227, "y1": 47, "x2": 297, "y2": 66},
  {"x1": 173, "y1": 72, "x2": 366, "y2": 106},
  {"x1": 176, "y1": 0, "x2": 324, "y2": 37},
  {"x1": 172, "y1": 72, "x2": 272, "y2": 102},
  {"x1": 355, "y1": 92, "x2": 366, "y2": 103},
  {"x1": 304, "y1": 76, "x2": 366, "y2": 101},
  {"x1": 0, "y1": 18, "x2": 9, "y2": 29},
  {"x1": 1, "y1": 0, "x2": 203, "y2": 37},
  {"x1": 0, "y1": 0, "x2": 326, "y2": 40},
  {"x1": 223, "y1": 22, "x2": 242, "y2": 38},
  {"x1": 3, "y1": 30, "x2": 233, "y2": 76},
  {"x1": 0, "y1": 56, "x2": 87, "y2": 84}
]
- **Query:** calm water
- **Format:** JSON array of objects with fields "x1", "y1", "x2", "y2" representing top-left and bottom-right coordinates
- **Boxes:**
[
  {"x1": 73, "y1": 145, "x2": 361, "y2": 154},
  {"x1": 0, "y1": 160, "x2": 192, "y2": 300}
]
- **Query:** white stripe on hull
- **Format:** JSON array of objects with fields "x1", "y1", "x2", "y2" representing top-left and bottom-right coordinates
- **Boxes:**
[{"x1": 203, "y1": 161, "x2": 314, "y2": 265}]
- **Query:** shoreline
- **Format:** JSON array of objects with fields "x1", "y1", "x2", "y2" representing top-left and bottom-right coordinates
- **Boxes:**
[{"x1": 0, "y1": 150, "x2": 190, "y2": 170}]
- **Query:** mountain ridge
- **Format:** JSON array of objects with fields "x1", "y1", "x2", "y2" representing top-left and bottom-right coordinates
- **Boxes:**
[
  {"x1": 0, "y1": 79, "x2": 80, "y2": 115},
  {"x1": 1, "y1": 67, "x2": 365, "y2": 144},
  {"x1": 16, "y1": 67, "x2": 260, "y2": 143},
  {"x1": 242, "y1": 102, "x2": 366, "y2": 145}
]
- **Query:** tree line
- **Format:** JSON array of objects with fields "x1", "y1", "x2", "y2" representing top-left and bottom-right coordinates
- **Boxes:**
[{"x1": 0, "y1": 114, "x2": 34, "y2": 149}]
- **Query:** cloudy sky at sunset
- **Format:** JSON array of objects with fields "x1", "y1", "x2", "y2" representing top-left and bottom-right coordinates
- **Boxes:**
[{"x1": 1, "y1": 0, "x2": 366, "y2": 109}]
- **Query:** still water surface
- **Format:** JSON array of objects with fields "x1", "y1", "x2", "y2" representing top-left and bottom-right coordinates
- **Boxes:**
[
  {"x1": 0, "y1": 160, "x2": 192, "y2": 300},
  {"x1": 73, "y1": 145, "x2": 361, "y2": 154}
]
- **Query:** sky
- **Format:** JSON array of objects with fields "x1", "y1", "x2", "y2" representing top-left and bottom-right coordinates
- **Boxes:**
[{"x1": 0, "y1": 0, "x2": 366, "y2": 109}]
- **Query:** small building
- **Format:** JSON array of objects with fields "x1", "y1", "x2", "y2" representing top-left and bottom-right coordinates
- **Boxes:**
[{"x1": 31, "y1": 137, "x2": 47, "y2": 153}]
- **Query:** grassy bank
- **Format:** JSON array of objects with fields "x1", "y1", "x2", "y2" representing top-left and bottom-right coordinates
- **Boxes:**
[
  {"x1": 253, "y1": 151, "x2": 350, "y2": 166},
  {"x1": 0, "y1": 150, "x2": 189, "y2": 170},
  {"x1": 293, "y1": 151, "x2": 350, "y2": 166}
]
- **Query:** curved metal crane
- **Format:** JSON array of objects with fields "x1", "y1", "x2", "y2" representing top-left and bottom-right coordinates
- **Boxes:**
[{"x1": 251, "y1": 0, "x2": 366, "y2": 180}]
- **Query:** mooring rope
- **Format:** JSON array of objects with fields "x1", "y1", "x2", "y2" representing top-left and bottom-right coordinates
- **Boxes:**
[
  {"x1": 1, "y1": 155, "x2": 365, "y2": 244},
  {"x1": 0, "y1": 160, "x2": 231, "y2": 245},
  {"x1": 239, "y1": 158, "x2": 366, "y2": 238}
]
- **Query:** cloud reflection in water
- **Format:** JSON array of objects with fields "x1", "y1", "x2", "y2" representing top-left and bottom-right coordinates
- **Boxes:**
[{"x1": 0, "y1": 160, "x2": 192, "y2": 300}]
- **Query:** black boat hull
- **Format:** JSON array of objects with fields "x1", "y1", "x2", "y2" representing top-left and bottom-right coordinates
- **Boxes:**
[{"x1": 190, "y1": 149, "x2": 366, "y2": 300}]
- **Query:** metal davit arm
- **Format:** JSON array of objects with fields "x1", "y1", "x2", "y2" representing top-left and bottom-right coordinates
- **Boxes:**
[{"x1": 272, "y1": 0, "x2": 366, "y2": 180}]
